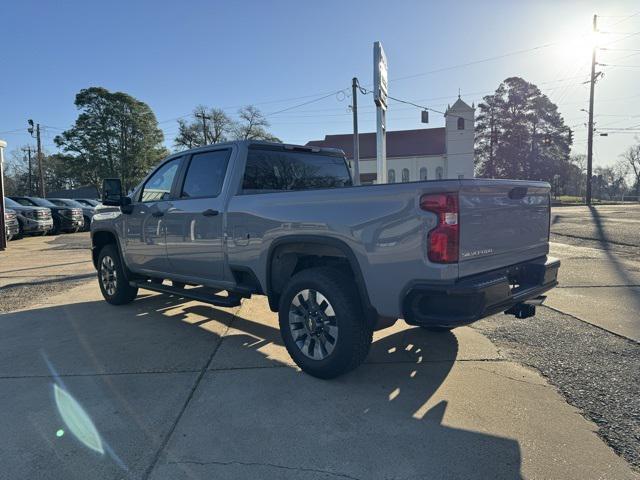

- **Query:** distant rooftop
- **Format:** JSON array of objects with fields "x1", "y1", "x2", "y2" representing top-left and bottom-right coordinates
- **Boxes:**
[{"x1": 306, "y1": 128, "x2": 446, "y2": 160}]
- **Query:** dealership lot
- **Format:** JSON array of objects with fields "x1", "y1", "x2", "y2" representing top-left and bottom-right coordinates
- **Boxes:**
[{"x1": 0, "y1": 215, "x2": 638, "y2": 479}]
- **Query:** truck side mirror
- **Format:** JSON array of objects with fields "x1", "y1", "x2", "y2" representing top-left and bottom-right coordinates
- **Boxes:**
[{"x1": 102, "y1": 178, "x2": 123, "y2": 206}]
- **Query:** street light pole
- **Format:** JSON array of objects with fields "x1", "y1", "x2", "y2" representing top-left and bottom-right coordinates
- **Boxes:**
[{"x1": 586, "y1": 14, "x2": 598, "y2": 206}]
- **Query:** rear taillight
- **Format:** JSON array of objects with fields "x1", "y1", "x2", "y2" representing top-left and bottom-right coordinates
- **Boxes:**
[{"x1": 420, "y1": 193, "x2": 459, "y2": 263}]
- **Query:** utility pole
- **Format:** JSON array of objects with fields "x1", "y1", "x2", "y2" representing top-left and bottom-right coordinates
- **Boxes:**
[
  {"x1": 0, "y1": 140, "x2": 7, "y2": 251},
  {"x1": 351, "y1": 77, "x2": 360, "y2": 185},
  {"x1": 28, "y1": 120, "x2": 46, "y2": 197},
  {"x1": 22, "y1": 146, "x2": 33, "y2": 195},
  {"x1": 195, "y1": 111, "x2": 211, "y2": 145},
  {"x1": 586, "y1": 14, "x2": 598, "y2": 206}
]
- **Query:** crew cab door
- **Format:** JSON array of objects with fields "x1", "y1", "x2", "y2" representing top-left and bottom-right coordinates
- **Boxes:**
[
  {"x1": 123, "y1": 157, "x2": 182, "y2": 274},
  {"x1": 164, "y1": 148, "x2": 232, "y2": 281}
]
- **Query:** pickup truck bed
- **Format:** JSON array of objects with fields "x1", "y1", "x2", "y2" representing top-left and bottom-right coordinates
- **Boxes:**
[{"x1": 91, "y1": 140, "x2": 559, "y2": 378}]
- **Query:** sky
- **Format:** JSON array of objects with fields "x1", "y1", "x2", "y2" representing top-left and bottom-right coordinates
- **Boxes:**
[{"x1": 1, "y1": 0, "x2": 639, "y2": 170}]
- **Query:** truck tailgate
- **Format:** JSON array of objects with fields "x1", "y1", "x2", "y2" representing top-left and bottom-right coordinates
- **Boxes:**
[{"x1": 458, "y1": 180, "x2": 550, "y2": 278}]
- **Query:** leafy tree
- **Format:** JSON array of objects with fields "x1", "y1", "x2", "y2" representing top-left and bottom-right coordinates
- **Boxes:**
[
  {"x1": 475, "y1": 77, "x2": 573, "y2": 182},
  {"x1": 54, "y1": 87, "x2": 168, "y2": 192}
]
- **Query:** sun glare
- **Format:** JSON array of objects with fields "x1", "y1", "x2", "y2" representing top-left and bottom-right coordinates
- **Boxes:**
[{"x1": 557, "y1": 30, "x2": 599, "y2": 61}]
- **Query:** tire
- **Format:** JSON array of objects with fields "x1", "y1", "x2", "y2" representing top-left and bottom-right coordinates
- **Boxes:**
[
  {"x1": 97, "y1": 244, "x2": 138, "y2": 305},
  {"x1": 83, "y1": 216, "x2": 91, "y2": 232},
  {"x1": 278, "y1": 267, "x2": 373, "y2": 379},
  {"x1": 420, "y1": 326, "x2": 455, "y2": 332},
  {"x1": 51, "y1": 221, "x2": 60, "y2": 235}
]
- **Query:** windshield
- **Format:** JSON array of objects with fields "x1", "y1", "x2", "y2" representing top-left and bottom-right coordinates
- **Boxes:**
[
  {"x1": 4, "y1": 197, "x2": 21, "y2": 208},
  {"x1": 30, "y1": 198, "x2": 57, "y2": 207},
  {"x1": 51, "y1": 199, "x2": 85, "y2": 208}
]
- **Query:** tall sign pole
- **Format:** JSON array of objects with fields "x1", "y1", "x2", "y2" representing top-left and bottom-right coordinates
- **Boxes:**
[
  {"x1": 351, "y1": 77, "x2": 360, "y2": 185},
  {"x1": 586, "y1": 14, "x2": 598, "y2": 206},
  {"x1": 373, "y1": 41, "x2": 388, "y2": 184},
  {"x1": 0, "y1": 140, "x2": 7, "y2": 251}
]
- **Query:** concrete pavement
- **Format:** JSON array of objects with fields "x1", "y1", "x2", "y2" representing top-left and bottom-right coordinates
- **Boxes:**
[
  {"x1": 1, "y1": 280, "x2": 636, "y2": 479},
  {"x1": 0, "y1": 233, "x2": 93, "y2": 288},
  {"x1": 548, "y1": 205, "x2": 640, "y2": 342}
]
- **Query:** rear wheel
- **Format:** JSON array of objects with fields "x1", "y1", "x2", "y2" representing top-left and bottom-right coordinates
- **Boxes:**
[
  {"x1": 278, "y1": 267, "x2": 372, "y2": 379},
  {"x1": 97, "y1": 244, "x2": 138, "y2": 305}
]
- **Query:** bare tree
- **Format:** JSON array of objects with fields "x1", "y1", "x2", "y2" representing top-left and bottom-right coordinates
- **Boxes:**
[
  {"x1": 233, "y1": 105, "x2": 280, "y2": 142},
  {"x1": 174, "y1": 106, "x2": 234, "y2": 150},
  {"x1": 620, "y1": 143, "x2": 640, "y2": 200}
]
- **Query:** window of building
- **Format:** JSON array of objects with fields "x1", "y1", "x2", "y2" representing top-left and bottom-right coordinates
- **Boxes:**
[
  {"x1": 181, "y1": 149, "x2": 231, "y2": 198},
  {"x1": 141, "y1": 158, "x2": 181, "y2": 202},
  {"x1": 436, "y1": 166, "x2": 444, "y2": 180},
  {"x1": 401, "y1": 168, "x2": 410, "y2": 182},
  {"x1": 419, "y1": 167, "x2": 428, "y2": 181},
  {"x1": 388, "y1": 169, "x2": 396, "y2": 183},
  {"x1": 242, "y1": 148, "x2": 352, "y2": 192},
  {"x1": 457, "y1": 117, "x2": 465, "y2": 130}
]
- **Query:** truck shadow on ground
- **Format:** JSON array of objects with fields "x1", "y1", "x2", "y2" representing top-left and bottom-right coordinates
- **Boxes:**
[{"x1": 0, "y1": 291, "x2": 522, "y2": 479}]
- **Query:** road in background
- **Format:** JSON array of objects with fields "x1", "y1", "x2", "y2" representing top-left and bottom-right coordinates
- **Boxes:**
[{"x1": 548, "y1": 205, "x2": 640, "y2": 342}]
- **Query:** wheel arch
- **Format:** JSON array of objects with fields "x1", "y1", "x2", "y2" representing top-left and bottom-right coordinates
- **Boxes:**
[
  {"x1": 266, "y1": 235, "x2": 376, "y2": 323},
  {"x1": 91, "y1": 229, "x2": 124, "y2": 269}
]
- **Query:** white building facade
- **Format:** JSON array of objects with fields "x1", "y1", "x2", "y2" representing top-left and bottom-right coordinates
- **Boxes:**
[{"x1": 307, "y1": 97, "x2": 475, "y2": 183}]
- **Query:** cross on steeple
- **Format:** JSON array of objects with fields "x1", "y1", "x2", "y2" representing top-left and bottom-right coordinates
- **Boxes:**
[{"x1": 458, "y1": 88, "x2": 461, "y2": 99}]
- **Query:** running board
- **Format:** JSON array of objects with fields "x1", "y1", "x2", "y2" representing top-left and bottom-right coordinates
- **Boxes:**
[{"x1": 130, "y1": 281, "x2": 243, "y2": 307}]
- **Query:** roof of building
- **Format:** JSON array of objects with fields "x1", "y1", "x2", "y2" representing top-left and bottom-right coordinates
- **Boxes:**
[
  {"x1": 446, "y1": 97, "x2": 474, "y2": 114},
  {"x1": 306, "y1": 127, "x2": 446, "y2": 160}
]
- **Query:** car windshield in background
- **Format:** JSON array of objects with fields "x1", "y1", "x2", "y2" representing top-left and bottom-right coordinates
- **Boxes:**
[
  {"x1": 30, "y1": 198, "x2": 57, "y2": 208},
  {"x1": 243, "y1": 149, "x2": 352, "y2": 193},
  {"x1": 51, "y1": 199, "x2": 85, "y2": 208},
  {"x1": 4, "y1": 197, "x2": 22, "y2": 208}
]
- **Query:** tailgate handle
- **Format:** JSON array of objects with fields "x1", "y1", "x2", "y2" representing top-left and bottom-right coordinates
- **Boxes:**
[{"x1": 508, "y1": 186, "x2": 528, "y2": 200}]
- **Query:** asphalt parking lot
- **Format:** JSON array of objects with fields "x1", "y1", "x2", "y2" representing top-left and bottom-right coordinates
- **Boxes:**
[{"x1": 0, "y1": 216, "x2": 638, "y2": 479}]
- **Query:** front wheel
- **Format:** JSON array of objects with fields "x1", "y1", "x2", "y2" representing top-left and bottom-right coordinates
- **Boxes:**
[
  {"x1": 97, "y1": 244, "x2": 138, "y2": 305},
  {"x1": 278, "y1": 267, "x2": 372, "y2": 379}
]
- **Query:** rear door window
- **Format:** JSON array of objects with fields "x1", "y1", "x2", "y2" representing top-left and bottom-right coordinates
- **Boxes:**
[
  {"x1": 181, "y1": 149, "x2": 231, "y2": 199},
  {"x1": 242, "y1": 149, "x2": 352, "y2": 193}
]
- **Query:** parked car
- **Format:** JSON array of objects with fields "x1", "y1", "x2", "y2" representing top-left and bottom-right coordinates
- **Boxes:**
[
  {"x1": 48, "y1": 198, "x2": 95, "y2": 231},
  {"x1": 4, "y1": 208, "x2": 20, "y2": 241},
  {"x1": 10, "y1": 196, "x2": 84, "y2": 234},
  {"x1": 91, "y1": 140, "x2": 560, "y2": 379},
  {"x1": 3, "y1": 197, "x2": 53, "y2": 236}
]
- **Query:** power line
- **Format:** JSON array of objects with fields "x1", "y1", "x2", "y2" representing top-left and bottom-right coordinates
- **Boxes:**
[
  {"x1": 388, "y1": 42, "x2": 560, "y2": 83},
  {"x1": 266, "y1": 90, "x2": 348, "y2": 116}
]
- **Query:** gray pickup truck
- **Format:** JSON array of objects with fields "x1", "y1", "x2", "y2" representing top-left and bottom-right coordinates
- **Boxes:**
[{"x1": 91, "y1": 140, "x2": 559, "y2": 378}]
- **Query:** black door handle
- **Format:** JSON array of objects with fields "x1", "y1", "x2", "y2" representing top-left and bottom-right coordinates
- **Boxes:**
[
  {"x1": 151, "y1": 210, "x2": 164, "y2": 217},
  {"x1": 202, "y1": 209, "x2": 219, "y2": 217}
]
